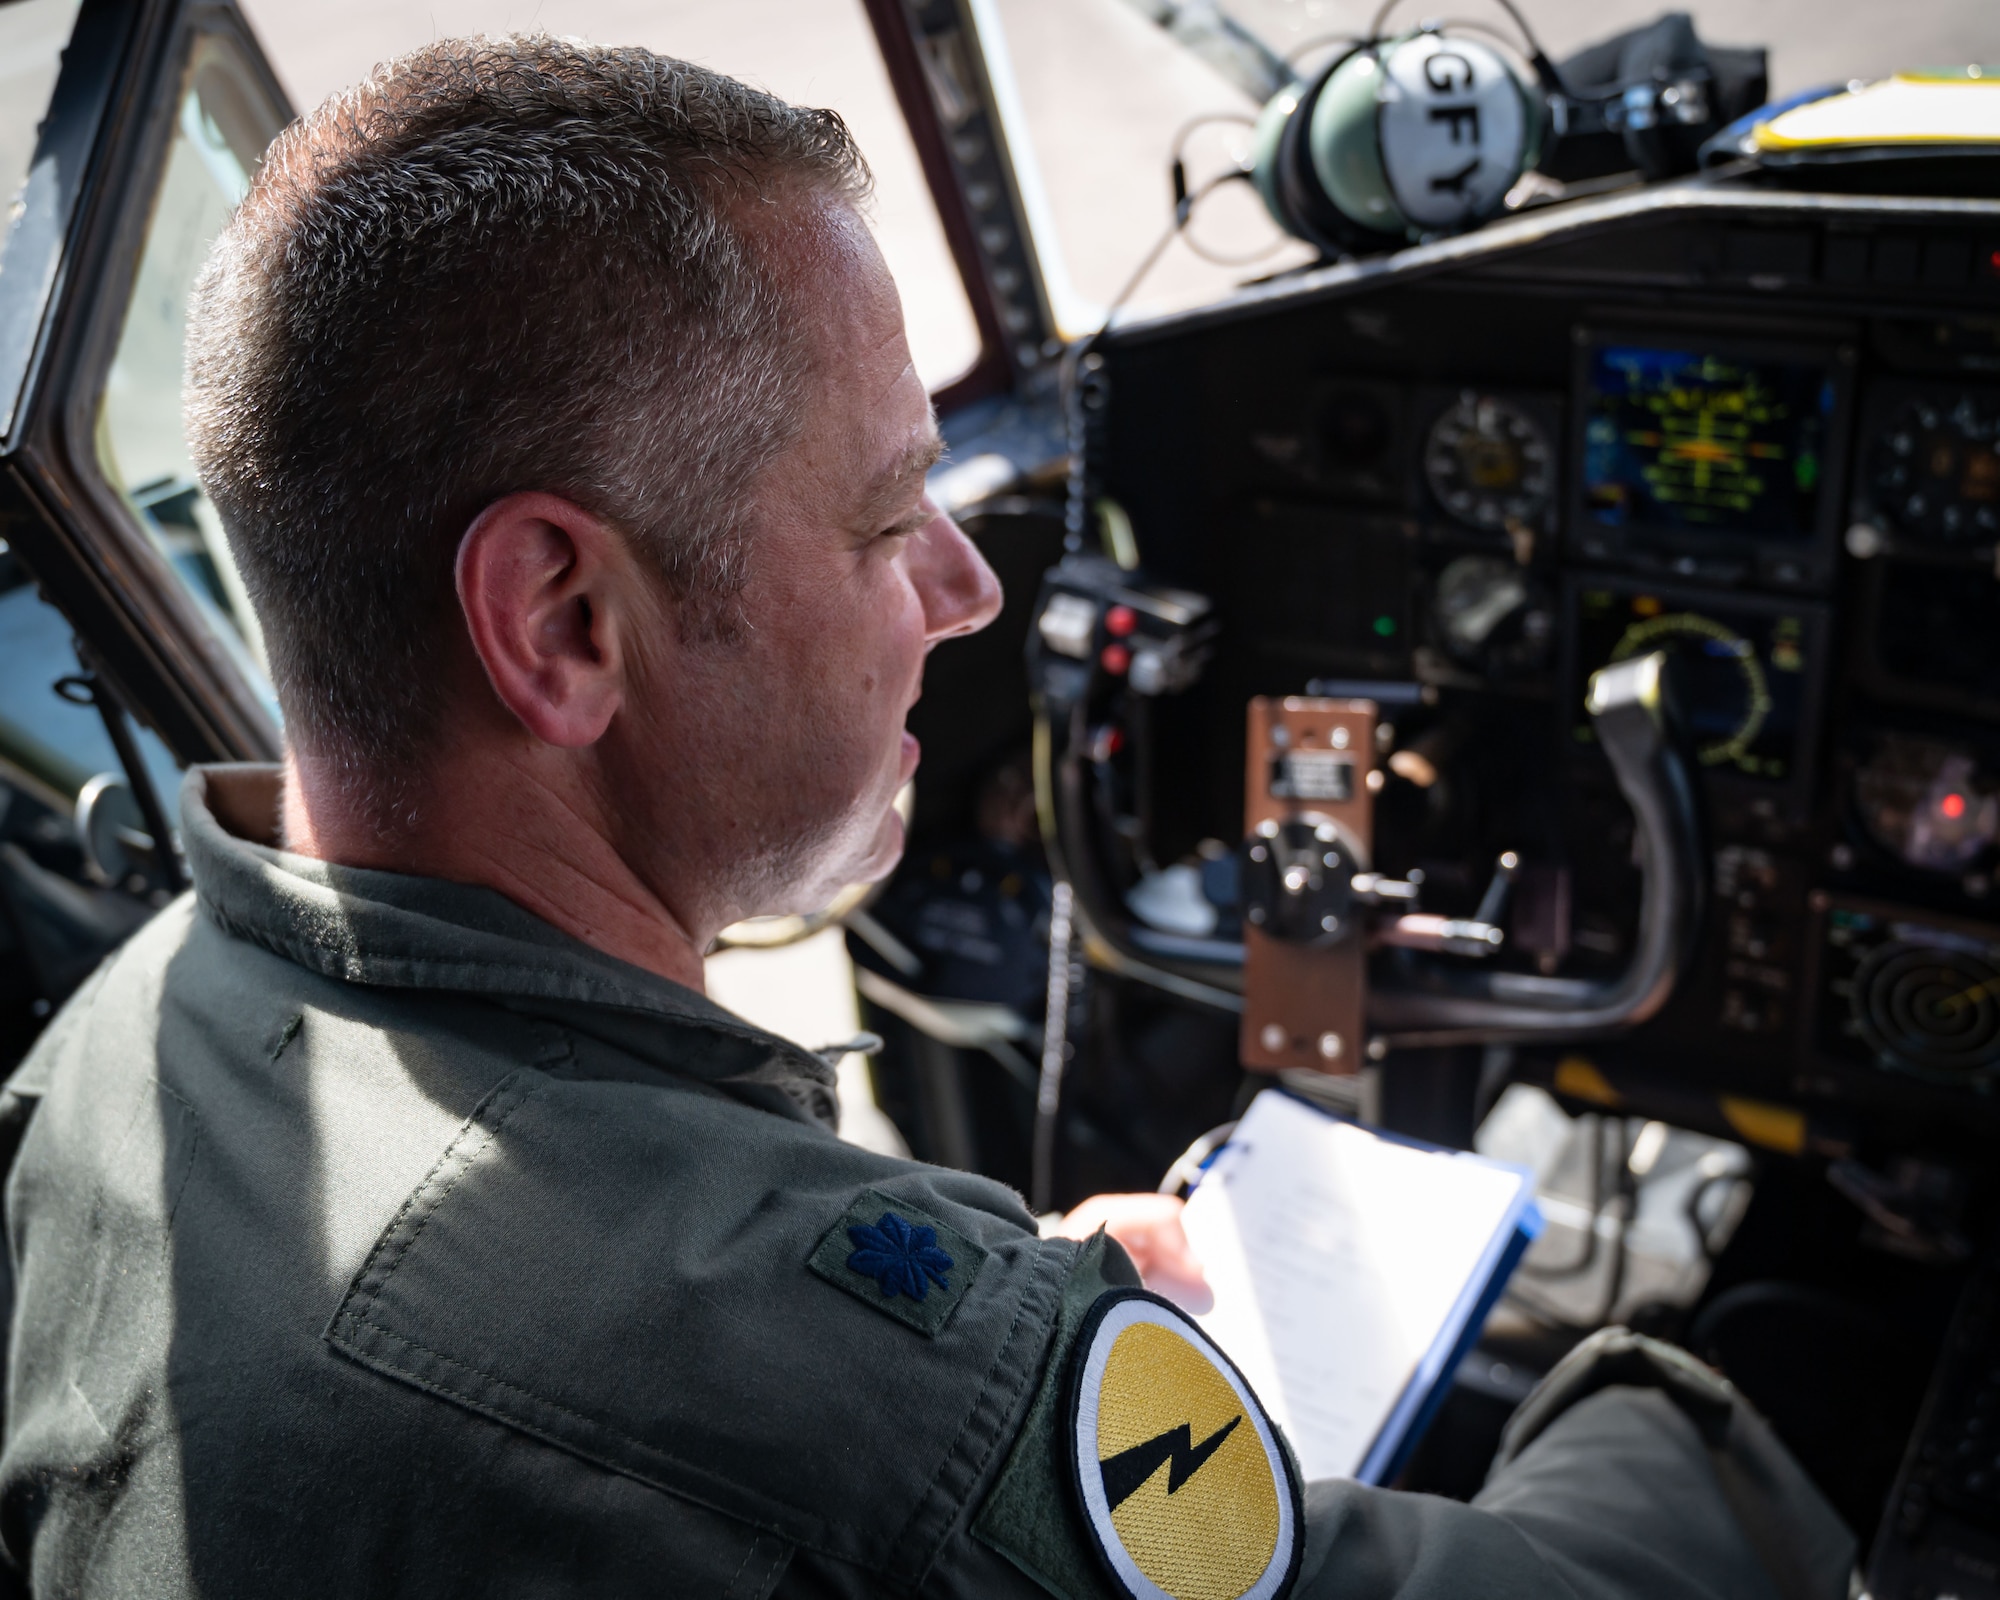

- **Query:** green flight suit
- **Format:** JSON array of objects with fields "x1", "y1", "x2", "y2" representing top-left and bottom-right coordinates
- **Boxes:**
[{"x1": 0, "y1": 764, "x2": 1855, "y2": 1599}]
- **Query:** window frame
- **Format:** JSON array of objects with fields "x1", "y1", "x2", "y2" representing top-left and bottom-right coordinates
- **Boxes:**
[
  {"x1": 860, "y1": 0, "x2": 1061, "y2": 411},
  {"x1": 4, "y1": 0, "x2": 288, "y2": 768}
]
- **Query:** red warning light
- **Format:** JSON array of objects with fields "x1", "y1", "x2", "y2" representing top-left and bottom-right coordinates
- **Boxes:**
[
  {"x1": 1942, "y1": 792, "x2": 1968, "y2": 820},
  {"x1": 1105, "y1": 604, "x2": 1138, "y2": 638},
  {"x1": 1100, "y1": 643, "x2": 1131, "y2": 676}
]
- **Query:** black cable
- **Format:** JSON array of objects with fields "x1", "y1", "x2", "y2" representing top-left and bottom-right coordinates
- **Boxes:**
[
  {"x1": 1184, "y1": 227, "x2": 1289, "y2": 268},
  {"x1": 1104, "y1": 168, "x2": 1244, "y2": 324},
  {"x1": 1182, "y1": 190, "x2": 1293, "y2": 269},
  {"x1": 1164, "y1": 116, "x2": 1288, "y2": 269},
  {"x1": 1587, "y1": 1120, "x2": 1638, "y2": 1325},
  {"x1": 1032, "y1": 879, "x2": 1080, "y2": 1214},
  {"x1": 1059, "y1": 166, "x2": 1250, "y2": 546},
  {"x1": 1683, "y1": 1169, "x2": 1738, "y2": 1261},
  {"x1": 1431, "y1": 18, "x2": 1535, "y2": 53},
  {"x1": 1367, "y1": 0, "x2": 1548, "y2": 60},
  {"x1": 1169, "y1": 111, "x2": 1259, "y2": 165},
  {"x1": 1283, "y1": 32, "x2": 1362, "y2": 66}
]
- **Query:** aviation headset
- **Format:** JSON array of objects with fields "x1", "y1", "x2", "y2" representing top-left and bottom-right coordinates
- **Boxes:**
[{"x1": 1250, "y1": 7, "x2": 1768, "y2": 254}]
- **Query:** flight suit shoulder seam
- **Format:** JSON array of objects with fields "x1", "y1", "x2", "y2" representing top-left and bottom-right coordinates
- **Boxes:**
[{"x1": 892, "y1": 1238, "x2": 1071, "y2": 1578}]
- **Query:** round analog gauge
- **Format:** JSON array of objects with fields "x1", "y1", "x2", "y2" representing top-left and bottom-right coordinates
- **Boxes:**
[
  {"x1": 1854, "y1": 735, "x2": 2000, "y2": 872},
  {"x1": 1432, "y1": 555, "x2": 1554, "y2": 676},
  {"x1": 1424, "y1": 393, "x2": 1554, "y2": 532},
  {"x1": 1608, "y1": 612, "x2": 1771, "y2": 770},
  {"x1": 1867, "y1": 393, "x2": 2000, "y2": 545}
]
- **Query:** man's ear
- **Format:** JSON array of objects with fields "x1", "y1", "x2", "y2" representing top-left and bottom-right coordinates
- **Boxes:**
[{"x1": 455, "y1": 491, "x2": 635, "y2": 748}]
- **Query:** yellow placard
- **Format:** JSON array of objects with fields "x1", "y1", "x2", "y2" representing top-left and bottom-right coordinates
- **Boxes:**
[{"x1": 1756, "y1": 72, "x2": 2000, "y2": 150}]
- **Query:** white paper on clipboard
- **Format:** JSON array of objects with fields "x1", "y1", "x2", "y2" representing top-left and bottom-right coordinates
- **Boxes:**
[{"x1": 1170, "y1": 1090, "x2": 1538, "y2": 1483}]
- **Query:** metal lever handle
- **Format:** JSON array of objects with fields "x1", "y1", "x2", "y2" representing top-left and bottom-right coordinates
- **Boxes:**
[
  {"x1": 1377, "y1": 914, "x2": 1506, "y2": 957},
  {"x1": 1474, "y1": 851, "x2": 1520, "y2": 926},
  {"x1": 1351, "y1": 872, "x2": 1420, "y2": 904}
]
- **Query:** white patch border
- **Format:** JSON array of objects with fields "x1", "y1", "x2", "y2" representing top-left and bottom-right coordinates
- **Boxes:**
[{"x1": 1071, "y1": 1292, "x2": 1300, "y2": 1600}]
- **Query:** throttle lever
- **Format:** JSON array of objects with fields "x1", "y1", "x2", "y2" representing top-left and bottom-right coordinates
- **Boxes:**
[{"x1": 1474, "y1": 851, "x2": 1521, "y2": 926}]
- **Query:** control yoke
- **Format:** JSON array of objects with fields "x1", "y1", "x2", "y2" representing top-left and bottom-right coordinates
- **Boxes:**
[
  {"x1": 1362, "y1": 651, "x2": 1707, "y2": 1048},
  {"x1": 1023, "y1": 558, "x2": 1707, "y2": 1071}
]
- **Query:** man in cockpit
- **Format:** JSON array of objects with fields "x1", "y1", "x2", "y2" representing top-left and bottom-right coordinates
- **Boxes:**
[{"x1": 0, "y1": 34, "x2": 1854, "y2": 1600}]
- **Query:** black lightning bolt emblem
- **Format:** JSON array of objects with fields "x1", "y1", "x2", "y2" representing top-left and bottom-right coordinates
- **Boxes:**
[{"x1": 1099, "y1": 1415, "x2": 1243, "y2": 1510}]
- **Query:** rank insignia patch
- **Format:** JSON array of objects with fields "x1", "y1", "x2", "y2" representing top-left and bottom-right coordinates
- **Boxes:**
[
  {"x1": 1068, "y1": 1290, "x2": 1302, "y2": 1600},
  {"x1": 807, "y1": 1188, "x2": 987, "y2": 1337},
  {"x1": 846, "y1": 1211, "x2": 953, "y2": 1300}
]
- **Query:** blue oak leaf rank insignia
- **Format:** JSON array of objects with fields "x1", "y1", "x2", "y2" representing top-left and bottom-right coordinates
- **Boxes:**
[
  {"x1": 808, "y1": 1190, "x2": 985, "y2": 1334},
  {"x1": 846, "y1": 1212, "x2": 954, "y2": 1301}
]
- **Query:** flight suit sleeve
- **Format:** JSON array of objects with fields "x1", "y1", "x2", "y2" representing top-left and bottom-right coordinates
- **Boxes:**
[
  {"x1": 966, "y1": 1281, "x2": 1856, "y2": 1600},
  {"x1": 1293, "y1": 1374, "x2": 1856, "y2": 1600}
]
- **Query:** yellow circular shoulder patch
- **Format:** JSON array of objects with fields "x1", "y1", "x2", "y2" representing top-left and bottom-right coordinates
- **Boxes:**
[{"x1": 1068, "y1": 1290, "x2": 1302, "y2": 1600}]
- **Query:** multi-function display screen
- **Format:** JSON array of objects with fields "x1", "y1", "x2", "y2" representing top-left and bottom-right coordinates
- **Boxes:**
[
  {"x1": 1578, "y1": 344, "x2": 1836, "y2": 540},
  {"x1": 1572, "y1": 587, "x2": 1814, "y2": 785}
]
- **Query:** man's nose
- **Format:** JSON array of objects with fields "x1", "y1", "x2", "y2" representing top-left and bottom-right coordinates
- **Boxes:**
[{"x1": 913, "y1": 507, "x2": 1003, "y2": 645}]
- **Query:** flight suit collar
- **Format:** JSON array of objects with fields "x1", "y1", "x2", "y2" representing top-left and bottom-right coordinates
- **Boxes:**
[{"x1": 179, "y1": 763, "x2": 839, "y2": 1128}]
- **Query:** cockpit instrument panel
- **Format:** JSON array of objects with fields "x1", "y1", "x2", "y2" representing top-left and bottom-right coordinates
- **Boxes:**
[
  {"x1": 1569, "y1": 581, "x2": 1825, "y2": 797},
  {"x1": 1858, "y1": 558, "x2": 2000, "y2": 719},
  {"x1": 1853, "y1": 380, "x2": 2000, "y2": 551},
  {"x1": 1812, "y1": 899, "x2": 2000, "y2": 1096},
  {"x1": 1422, "y1": 391, "x2": 1557, "y2": 538},
  {"x1": 1076, "y1": 197, "x2": 2000, "y2": 1143},
  {"x1": 1571, "y1": 335, "x2": 1852, "y2": 591},
  {"x1": 1432, "y1": 554, "x2": 1555, "y2": 678},
  {"x1": 1854, "y1": 735, "x2": 2000, "y2": 875}
]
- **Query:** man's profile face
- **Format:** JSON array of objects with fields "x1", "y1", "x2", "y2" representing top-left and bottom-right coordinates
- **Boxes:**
[{"x1": 606, "y1": 197, "x2": 1001, "y2": 930}]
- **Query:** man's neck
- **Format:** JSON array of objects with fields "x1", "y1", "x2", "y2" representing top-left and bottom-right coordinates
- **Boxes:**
[{"x1": 279, "y1": 748, "x2": 711, "y2": 993}]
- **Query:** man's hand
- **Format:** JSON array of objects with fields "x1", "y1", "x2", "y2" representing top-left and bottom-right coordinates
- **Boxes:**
[{"x1": 1047, "y1": 1193, "x2": 1211, "y2": 1310}]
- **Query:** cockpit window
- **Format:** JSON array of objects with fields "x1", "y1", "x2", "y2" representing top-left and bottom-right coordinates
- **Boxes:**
[
  {"x1": 94, "y1": 32, "x2": 278, "y2": 702},
  {"x1": 982, "y1": 0, "x2": 1996, "y2": 334},
  {"x1": 0, "y1": 0, "x2": 87, "y2": 429},
  {"x1": 983, "y1": 0, "x2": 1312, "y2": 332},
  {"x1": 0, "y1": 543, "x2": 179, "y2": 807},
  {"x1": 0, "y1": 0, "x2": 83, "y2": 258},
  {"x1": 238, "y1": 1, "x2": 988, "y2": 395}
]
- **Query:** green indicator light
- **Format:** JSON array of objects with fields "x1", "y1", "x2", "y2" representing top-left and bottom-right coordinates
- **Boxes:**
[{"x1": 1372, "y1": 615, "x2": 1397, "y2": 637}]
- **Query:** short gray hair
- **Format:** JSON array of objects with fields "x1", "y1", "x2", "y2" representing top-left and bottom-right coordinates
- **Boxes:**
[{"x1": 185, "y1": 36, "x2": 870, "y2": 781}]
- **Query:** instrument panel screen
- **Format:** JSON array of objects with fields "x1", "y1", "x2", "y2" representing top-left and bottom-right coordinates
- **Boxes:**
[
  {"x1": 1572, "y1": 586, "x2": 1815, "y2": 784},
  {"x1": 1814, "y1": 901, "x2": 2000, "y2": 1092},
  {"x1": 1578, "y1": 343, "x2": 1836, "y2": 540}
]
